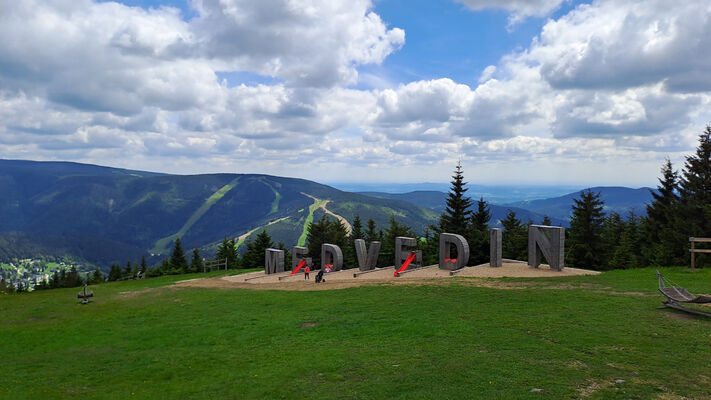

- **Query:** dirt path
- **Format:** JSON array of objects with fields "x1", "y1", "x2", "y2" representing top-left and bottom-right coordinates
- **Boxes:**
[
  {"x1": 300, "y1": 193, "x2": 352, "y2": 234},
  {"x1": 236, "y1": 216, "x2": 290, "y2": 242},
  {"x1": 172, "y1": 262, "x2": 601, "y2": 292}
]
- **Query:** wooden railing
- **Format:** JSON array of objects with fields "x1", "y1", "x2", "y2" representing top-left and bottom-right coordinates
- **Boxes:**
[{"x1": 689, "y1": 237, "x2": 711, "y2": 271}]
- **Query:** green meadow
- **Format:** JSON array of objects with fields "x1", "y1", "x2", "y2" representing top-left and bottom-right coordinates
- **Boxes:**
[{"x1": 1, "y1": 268, "x2": 710, "y2": 399}]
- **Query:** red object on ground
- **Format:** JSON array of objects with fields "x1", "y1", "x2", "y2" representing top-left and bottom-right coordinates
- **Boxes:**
[
  {"x1": 444, "y1": 258, "x2": 457, "y2": 263},
  {"x1": 290, "y1": 259, "x2": 306, "y2": 275},
  {"x1": 324, "y1": 264, "x2": 333, "y2": 272},
  {"x1": 394, "y1": 253, "x2": 416, "y2": 277}
]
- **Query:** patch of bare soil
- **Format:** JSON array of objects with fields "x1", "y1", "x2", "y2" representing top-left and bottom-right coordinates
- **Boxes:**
[{"x1": 170, "y1": 262, "x2": 605, "y2": 292}]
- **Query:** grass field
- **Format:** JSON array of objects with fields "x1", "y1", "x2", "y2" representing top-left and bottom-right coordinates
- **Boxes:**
[{"x1": 2, "y1": 268, "x2": 711, "y2": 399}]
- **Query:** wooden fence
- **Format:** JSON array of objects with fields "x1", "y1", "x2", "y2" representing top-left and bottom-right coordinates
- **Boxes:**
[{"x1": 689, "y1": 237, "x2": 711, "y2": 271}]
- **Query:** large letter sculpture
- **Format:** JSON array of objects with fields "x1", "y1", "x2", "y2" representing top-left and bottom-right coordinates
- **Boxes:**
[
  {"x1": 528, "y1": 225, "x2": 565, "y2": 271},
  {"x1": 264, "y1": 248, "x2": 285, "y2": 274},
  {"x1": 291, "y1": 246, "x2": 311, "y2": 274},
  {"x1": 354, "y1": 239, "x2": 381, "y2": 271},
  {"x1": 439, "y1": 233, "x2": 469, "y2": 271},
  {"x1": 395, "y1": 237, "x2": 421, "y2": 270},
  {"x1": 490, "y1": 228, "x2": 502, "y2": 267},
  {"x1": 321, "y1": 243, "x2": 343, "y2": 272}
]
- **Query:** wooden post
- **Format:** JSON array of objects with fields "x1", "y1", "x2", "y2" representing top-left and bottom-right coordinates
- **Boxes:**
[{"x1": 691, "y1": 237, "x2": 696, "y2": 272}]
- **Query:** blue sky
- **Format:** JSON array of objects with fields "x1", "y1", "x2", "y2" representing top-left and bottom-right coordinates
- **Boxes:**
[{"x1": 1, "y1": 0, "x2": 709, "y2": 186}]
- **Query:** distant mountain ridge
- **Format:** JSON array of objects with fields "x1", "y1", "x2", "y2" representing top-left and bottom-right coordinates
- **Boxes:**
[
  {"x1": 503, "y1": 186, "x2": 657, "y2": 222},
  {"x1": 0, "y1": 160, "x2": 438, "y2": 268},
  {"x1": 359, "y1": 186, "x2": 657, "y2": 225},
  {"x1": 357, "y1": 191, "x2": 567, "y2": 227}
]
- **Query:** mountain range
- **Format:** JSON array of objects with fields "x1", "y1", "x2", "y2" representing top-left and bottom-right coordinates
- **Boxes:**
[
  {"x1": 0, "y1": 160, "x2": 437, "y2": 267},
  {"x1": 0, "y1": 159, "x2": 656, "y2": 268}
]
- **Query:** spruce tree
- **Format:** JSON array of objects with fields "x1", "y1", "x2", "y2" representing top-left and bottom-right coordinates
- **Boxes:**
[
  {"x1": 440, "y1": 162, "x2": 473, "y2": 235},
  {"x1": 306, "y1": 217, "x2": 349, "y2": 268},
  {"x1": 140, "y1": 255, "x2": 147, "y2": 273},
  {"x1": 679, "y1": 125, "x2": 711, "y2": 244},
  {"x1": 215, "y1": 238, "x2": 239, "y2": 269},
  {"x1": 89, "y1": 268, "x2": 103, "y2": 284},
  {"x1": 190, "y1": 248, "x2": 203, "y2": 273},
  {"x1": 108, "y1": 263, "x2": 122, "y2": 281},
  {"x1": 567, "y1": 190, "x2": 605, "y2": 269},
  {"x1": 351, "y1": 215, "x2": 364, "y2": 240},
  {"x1": 468, "y1": 197, "x2": 491, "y2": 264},
  {"x1": 541, "y1": 216, "x2": 552, "y2": 226},
  {"x1": 643, "y1": 159, "x2": 686, "y2": 266},
  {"x1": 124, "y1": 261, "x2": 132, "y2": 278},
  {"x1": 169, "y1": 238, "x2": 188, "y2": 273},
  {"x1": 243, "y1": 230, "x2": 275, "y2": 268},
  {"x1": 501, "y1": 210, "x2": 527, "y2": 260},
  {"x1": 364, "y1": 218, "x2": 378, "y2": 243},
  {"x1": 600, "y1": 212, "x2": 623, "y2": 267}
]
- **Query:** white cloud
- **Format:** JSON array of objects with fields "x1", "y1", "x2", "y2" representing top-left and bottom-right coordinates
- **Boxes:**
[
  {"x1": 1, "y1": 0, "x2": 709, "y2": 186},
  {"x1": 455, "y1": 0, "x2": 566, "y2": 25},
  {"x1": 189, "y1": 0, "x2": 405, "y2": 87}
]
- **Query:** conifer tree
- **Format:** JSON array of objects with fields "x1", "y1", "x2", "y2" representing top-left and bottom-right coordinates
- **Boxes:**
[
  {"x1": 306, "y1": 217, "x2": 349, "y2": 268},
  {"x1": 89, "y1": 268, "x2": 103, "y2": 284},
  {"x1": 468, "y1": 197, "x2": 491, "y2": 264},
  {"x1": 216, "y1": 238, "x2": 239, "y2": 269},
  {"x1": 140, "y1": 255, "x2": 147, "y2": 273},
  {"x1": 243, "y1": 230, "x2": 275, "y2": 268},
  {"x1": 352, "y1": 215, "x2": 364, "y2": 240},
  {"x1": 124, "y1": 261, "x2": 132, "y2": 278},
  {"x1": 440, "y1": 162, "x2": 473, "y2": 235},
  {"x1": 567, "y1": 190, "x2": 605, "y2": 269},
  {"x1": 190, "y1": 248, "x2": 203, "y2": 273},
  {"x1": 108, "y1": 263, "x2": 122, "y2": 281},
  {"x1": 169, "y1": 238, "x2": 188, "y2": 272},
  {"x1": 643, "y1": 159, "x2": 686, "y2": 265},
  {"x1": 679, "y1": 125, "x2": 711, "y2": 242},
  {"x1": 364, "y1": 218, "x2": 379, "y2": 244},
  {"x1": 610, "y1": 213, "x2": 642, "y2": 269},
  {"x1": 601, "y1": 212, "x2": 623, "y2": 267},
  {"x1": 501, "y1": 210, "x2": 527, "y2": 260},
  {"x1": 541, "y1": 216, "x2": 552, "y2": 226}
]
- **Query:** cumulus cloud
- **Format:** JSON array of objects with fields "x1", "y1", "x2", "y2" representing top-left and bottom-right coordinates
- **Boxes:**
[
  {"x1": 529, "y1": 0, "x2": 711, "y2": 93},
  {"x1": 0, "y1": 0, "x2": 709, "y2": 185},
  {"x1": 189, "y1": 0, "x2": 404, "y2": 87}
]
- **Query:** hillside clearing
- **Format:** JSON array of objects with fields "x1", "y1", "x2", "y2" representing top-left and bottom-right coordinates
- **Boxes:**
[{"x1": 151, "y1": 177, "x2": 240, "y2": 254}]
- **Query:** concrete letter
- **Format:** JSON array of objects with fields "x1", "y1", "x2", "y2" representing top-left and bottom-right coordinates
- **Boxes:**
[
  {"x1": 528, "y1": 225, "x2": 565, "y2": 271},
  {"x1": 354, "y1": 239, "x2": 381, "y2": 271},
  {"x1": 292, "y1": 246, "x2": 309, "y2": 270},
  {"x1": 321, "y1": 243, "x2": 343, "y2": 272},
  {"x1": 439, "y1": 233, "x2": 469, "y2": 271},
  {"x1": 264, "y1": 248, "x2": 285, "y2": 274},
  {"x1": 395, "y1": 236, "x2": 421, "y2": 270},
  {"x1": 490, "y1": 228, "x2": 502, "y2": 267}
]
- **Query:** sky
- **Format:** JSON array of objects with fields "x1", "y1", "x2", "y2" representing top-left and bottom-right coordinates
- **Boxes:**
[{"x1": 1, "y1": 0, "x2": 710, "y2": 186}]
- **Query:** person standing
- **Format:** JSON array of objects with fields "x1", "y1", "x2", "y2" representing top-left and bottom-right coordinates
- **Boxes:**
[{"x1": 304, "y1": 265, "x2": 310, "y2": 280}]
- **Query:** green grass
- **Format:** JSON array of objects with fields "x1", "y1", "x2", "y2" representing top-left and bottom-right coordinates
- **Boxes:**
[
  {"x1": 298, "y1": 196, "x2": 327, "y2": 246},
  {"x1": 2, "y1": 267, "x2": 711, "y2": 399},
  {"x1": 151, "y1": 178, "x2": 240, "y2": 254},
  {"x1": 258, "y1": 177, "x2": 282, "y2": 215}
]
